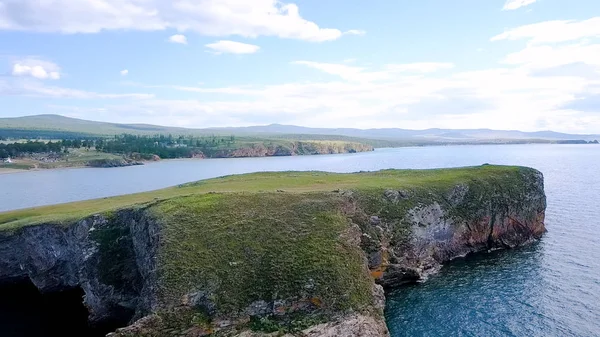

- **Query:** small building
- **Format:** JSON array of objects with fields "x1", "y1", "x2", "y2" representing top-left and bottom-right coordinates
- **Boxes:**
[{"x1": 3, "y1": 157, "x2": 12, "y2": 164}]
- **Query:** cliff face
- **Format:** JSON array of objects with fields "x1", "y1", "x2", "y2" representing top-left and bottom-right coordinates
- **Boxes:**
[
  {"x1": 0, "y1": 166, "x2": 546, "y2": 337},
  {"x1": 356, "y1": 167, "x2": 546, "y2": 287},
  {"x1": 0, "y1": 210, "x2": 159, "y2": 326},
  {"x1": 208, "y1": 141, "x2": 374, "y2": 158}
]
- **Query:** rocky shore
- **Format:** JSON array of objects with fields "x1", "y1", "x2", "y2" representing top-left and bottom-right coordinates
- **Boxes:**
[{"x1": 0, "y1": 166, "x2": 546, "y2": 336}]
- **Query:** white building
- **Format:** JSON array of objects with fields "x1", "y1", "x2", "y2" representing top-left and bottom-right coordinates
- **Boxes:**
[{"x1": 3, "y1": 157, "x2": 12, "y2": 164}]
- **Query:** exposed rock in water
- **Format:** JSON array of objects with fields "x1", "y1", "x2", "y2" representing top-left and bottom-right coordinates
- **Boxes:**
[
  {"x1": 0, "y1": 166, "x2": 546, "y2": 337},
  {"x1": 87, "y1": 159, "x2": 144, "y2": 168}
]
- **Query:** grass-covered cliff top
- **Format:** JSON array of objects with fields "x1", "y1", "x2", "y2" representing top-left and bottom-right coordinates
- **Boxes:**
[
  {"x1": 0, "y1": 165, "x2": 532, "y2": 232},
  {"x1": 0, "y1": 165, "x2": 543, "y2": 335}
]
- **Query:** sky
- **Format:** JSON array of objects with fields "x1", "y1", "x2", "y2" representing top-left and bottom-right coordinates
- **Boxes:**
[{"x1": 1, "y1": 0, "x2": 600, "y2": 133}]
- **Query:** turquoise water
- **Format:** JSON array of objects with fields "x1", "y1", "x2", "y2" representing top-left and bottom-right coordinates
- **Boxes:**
[{"x1": 1, "y1": 144, "x2": 599, "y2": 336}]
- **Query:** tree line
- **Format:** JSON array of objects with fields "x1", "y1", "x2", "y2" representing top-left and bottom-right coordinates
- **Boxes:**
[
  {"x1": 95, "y1": 134, "x2": 237, "y2": 159},
  {"x1": 0, "y1": 134, "x2": 238, "y2": 159},
  {"x1": 0, "y1": 141, "x2": 64, "y2": 159}
]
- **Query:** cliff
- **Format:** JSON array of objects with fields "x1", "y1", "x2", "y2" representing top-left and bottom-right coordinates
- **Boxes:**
[
  {"x1": 0, "y1": 165, "x2": 546, "y2": 337},
  {"x1": 202, "y1": 140, "x2": 374, "y2": 158}
]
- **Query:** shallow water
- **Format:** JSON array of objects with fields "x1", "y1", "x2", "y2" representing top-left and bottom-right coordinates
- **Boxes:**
[{"x1": 1, "y1": 144, "x2": 599, "y2": 336}]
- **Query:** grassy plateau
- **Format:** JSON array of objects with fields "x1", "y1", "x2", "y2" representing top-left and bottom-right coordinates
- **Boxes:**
[
  {"x1": 0, "y1": 165, "x2": 539, "y2": 335},
  {"x1": 0, "y1": 165, "x2": 523, "y2": 231}
]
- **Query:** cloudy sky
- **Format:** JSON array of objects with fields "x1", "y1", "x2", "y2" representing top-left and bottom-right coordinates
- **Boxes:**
[{"x1": 1, "y1": 0, "x2": 600, "y2": 132}]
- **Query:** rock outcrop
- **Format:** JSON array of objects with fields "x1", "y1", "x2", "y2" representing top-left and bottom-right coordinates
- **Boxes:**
[
  {"x1": 0, "y1": 166, "x2": 546, "y2": 337},
  {"x1": 357, "y1": 168, "x2": 546, "y2": 288},
  {"x1": 208, "y1": 141, "x2": 374, "y2": 158},
  {"x1": 0, "y1": 209, "x2": 159, "y2": 326},
  {"x1": 232, "y1": 314, "x2": 389, "y2": 337},
  {"x1": 87, "y1": 159, "x2": 144, "y2": 168}
]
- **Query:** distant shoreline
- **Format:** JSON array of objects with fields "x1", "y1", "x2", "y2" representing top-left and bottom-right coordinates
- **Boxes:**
[
  {"x1": 0, "y1": 148, "x2": 370, "y2": 175},
  {"x1": 1, "y1": 142, "x2": 598, "y2": 175},
  {"x1": 0, "y1": 168, "x2": 31, "y2": 175}
]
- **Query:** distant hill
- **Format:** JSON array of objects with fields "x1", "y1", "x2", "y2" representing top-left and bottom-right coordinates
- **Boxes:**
[
  {"x1": 0, "y1": 114, "x2": 189, "y2": 136},
  {"x1": 210, "y1": 124, "x2": 600, "y2": 141},
  {"x1": 1, "y1": 114, "x2": 598, "y2": 143}
]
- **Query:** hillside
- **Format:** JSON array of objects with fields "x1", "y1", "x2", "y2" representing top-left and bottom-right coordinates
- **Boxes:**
[
  {"x1": 0, "y1": 114, "x2": 189, "y2": 137},
  {"x1": 211, "y1": 124, "x2": 600, "y2": 142},
  {"x1": 1, "y1": 115, "x2": 598, "y2": 143}
]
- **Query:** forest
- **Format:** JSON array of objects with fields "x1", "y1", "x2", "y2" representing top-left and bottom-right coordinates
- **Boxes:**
[{"x1": 0, "y1": 134, "x2": 238, "y2": 159}]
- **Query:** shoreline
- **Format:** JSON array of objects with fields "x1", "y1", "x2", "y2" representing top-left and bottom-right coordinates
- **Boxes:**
[
  {"x1": 0, "y1": 142, "x2": 595, "y2": 175},
  {"x1": 0, "y1": 149, "x2": 375, "y2": 175},
  {"x1": 0, "y1": 168, "x2": 34, "y2": 175}
]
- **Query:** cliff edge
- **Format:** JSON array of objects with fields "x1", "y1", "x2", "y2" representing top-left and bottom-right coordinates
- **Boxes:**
[{"x1": 0, "y1": 165, "x2": 546, "y2": 337}]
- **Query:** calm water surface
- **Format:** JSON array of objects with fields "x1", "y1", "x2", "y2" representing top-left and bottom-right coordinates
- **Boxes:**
[{"x1": 0, "y1": 144, "x2": 598, "y2": 336}]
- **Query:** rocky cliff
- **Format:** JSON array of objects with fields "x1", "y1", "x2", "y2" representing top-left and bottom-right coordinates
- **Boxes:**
[
  {"x1": 0, "y1": 166, "x2": 545, "y2": 337},
  {"x1": 356, "y1": 167, "x2": 546, "y2": 288},
  {"x1": 207, "y1": 141, "x2": 374, "y2": 158},
  {"x1": 0, "y1": 209, "x2": 159, "y2": 326}
]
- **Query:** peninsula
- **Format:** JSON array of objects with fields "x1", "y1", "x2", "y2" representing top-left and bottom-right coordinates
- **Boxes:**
[{"x1": 0, "y1": 165, "x2": 546, "y2": 336}]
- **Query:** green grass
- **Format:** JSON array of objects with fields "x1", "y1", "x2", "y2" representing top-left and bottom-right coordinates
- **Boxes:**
[
  {"x1": 0, "y1": 163, "x2": 35, "y2": 170},
  {"x1": 0, "y1": 114, "x2": 185, "y2": 136},
  {"x1": 0, "y1": 149, "x2": 123, "y2": 171},
  {"x1": 153, "y1": 192, "x2": 373, "y2": 315},
  {"x1": 66, "y1": 148, "x2": 122, "y2": 161},
  {"x1": 0, "y1": 165, "x2": 524, "y2": 231},
  {"x1": 35, "y1": 149, "x2": 124, "y2": 169}
]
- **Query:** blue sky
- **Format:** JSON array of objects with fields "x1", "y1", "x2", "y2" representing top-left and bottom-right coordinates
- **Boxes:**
[{"x1": 1, "y1": 0, "x2": 600, "y2": 132}]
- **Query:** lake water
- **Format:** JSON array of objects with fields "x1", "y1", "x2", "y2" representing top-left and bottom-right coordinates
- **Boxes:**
[{"x1": 0, "y1": 144, "x2": 599, "y2": 336}]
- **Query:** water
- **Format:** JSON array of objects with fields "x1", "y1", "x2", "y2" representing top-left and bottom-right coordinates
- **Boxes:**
[{"x1": 1, "y1": 144, "x2": 599, "y2": 336}]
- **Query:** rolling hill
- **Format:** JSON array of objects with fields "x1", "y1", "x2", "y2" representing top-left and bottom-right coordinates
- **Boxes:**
[{"x1": 1, "y1": 114, "x2": 598, "y2": 143}]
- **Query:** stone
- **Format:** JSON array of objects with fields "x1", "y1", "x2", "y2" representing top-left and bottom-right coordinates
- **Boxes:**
[
  {"x1": 245, "y1": 300, "x2": 271, "y2": 317},
  {"x1": 368, "y1": 251, "x2": 383, "y2": 269},
  {"x1": 301, "y1": 314, "x2": 390, "y2": 337},
  {"x1": 369, "y1": 216, "x2": 381, "y2": 226},
  {"x1": 383, "y1": 189, "x2": 409, "y2": 203},
  {"x1": 446, "y1": 184, "x2": 469, "y2": 206},
  {"x1": 184, "y1": 291, "x2": 216, "y2": 316}
]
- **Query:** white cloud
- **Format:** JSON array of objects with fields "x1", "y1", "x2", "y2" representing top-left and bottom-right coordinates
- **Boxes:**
[
  {"x1": 502, "y1": 43, "x2": 600, "y2": 70},
  {"x1": 48, "y1": 60, "x2": 600, "y2": 132},
  {"x1": 0, "y1": 77, "x2": 153, "y2": 99},
  {"x1": 205, "y1": 40, "x2": 260, "y2": 54},
  {"x1": 386, "y1": 62, "x2": 455, "y2": 73},
  {"x1": 107, "y1": 47, "x2": 600, "y2": 133},
  {"x1": 120, "y1": 69, "x2": 129, "y2": 76},
  {"x1": 5, "y1": 16, "x2": 600, "y2": 133},
  {"x1": 492, "y1": 18, "x2": 600, "y2": 72},
  {"x1": 491, "y1": 17, "x2": 600, "y2": 44},
  {"x1": 293, "y1": 61, "x2": 389, "y2": 82},
  {"x1": 502, "y1": 0, "x2": 537, "y2": 10},
  {"x1": 0, "y1": 0, "x2": 348, "y2": 42},
  {"x1": 292, "y1": 61, "x2": 454, "y2": 82},
  {"x1": 11, "y1": 59, "x2": 60, "y2": 80},
  {"x1": 344, "y1": 30, "x2": 366, "y2": 36},
  {"x1": 168, "y1": 34, "x2": 187, "y2": 44}
]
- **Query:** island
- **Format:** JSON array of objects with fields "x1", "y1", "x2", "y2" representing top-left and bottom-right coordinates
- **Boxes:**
[{"x1": 0, "y1": 165, "x2": 546, "y2": 336}]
